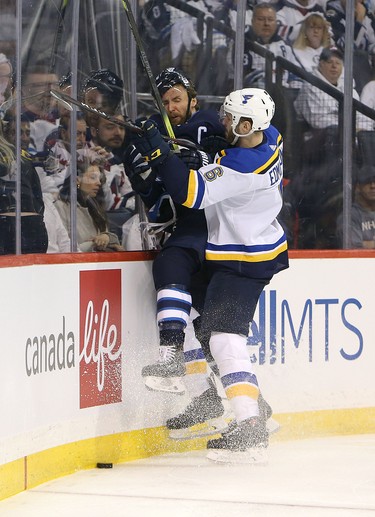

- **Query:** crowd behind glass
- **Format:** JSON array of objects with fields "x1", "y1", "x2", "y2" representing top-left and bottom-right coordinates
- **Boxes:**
[{"x1": 1, "y1": 0, "x2": 375, "y2": 254}]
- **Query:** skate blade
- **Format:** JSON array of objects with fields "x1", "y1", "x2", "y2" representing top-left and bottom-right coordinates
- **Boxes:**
[
  {"x1": 267, "y1": 417, "x2": 281, "y2": 435},
  {"x1": 144, "y1": 376, "x2": 185, "y2": 394},
  {"x1": 169, "y1": 417, "x2": 228, "y2": 440},
  {"x1": 206, "y1": 446, "x2": 268, "y2": 464}
]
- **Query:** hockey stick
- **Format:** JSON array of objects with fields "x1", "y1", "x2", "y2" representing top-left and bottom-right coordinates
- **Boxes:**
[
  {"x1": 50, "y1": 89, "x2": 143, "y2": 131},
  {"x1": 120, "y1": 0, "x2": 177, "y2": 145},
  {"x1": 49, "y1": 0, "x2": 69, "y2": 75},
  {"x1": 1, "y1": 88, "x2": 61, "y2": 119},
  {"x1": 50, "y1": 89, "x2": 199, "y2": 149}
]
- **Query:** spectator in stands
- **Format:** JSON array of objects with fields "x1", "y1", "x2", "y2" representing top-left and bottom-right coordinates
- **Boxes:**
[
  {"x1": 42, "y1": 71, "x2": 74, "y2": 146},
  {"x1": 243, "y1": 3, "x2": 301, "y2": 89},
  {"x1": 293, "y1": 47, "x2": 369, "y2": 248},
  {"x1": 3, "y1": 113, "x2": 70, "y2": 253},
  {"x1": 0, "y1": 119, "x2": 48, "y2": 254},
  {"x1": 184, "y1": 1, "x2": 233, "y2": 95},
  {"x1": 228, "y1": 0, "x2": 255, "y2": 30},
  {"x1": 89, "y1": 112, "x2": 125, "y2": 162},
  {"x1": 293, "y1": 12, "x2": 333, "y2": 72},
  {"x1": 74, "y1": 69, "x2": 126, "y2": 164},
  {"x1": 358, "y1": 55, "x2": 375, "y2": 161},
  {"x1": 360, "y1": 71, "x2": 375, "y2": 128},
  {"x1": 56, "y1": 113, "x2": 88, "y2": 153},
  {"x1": 139, "y1": 1, "x2": 231, "y2": 93},
  {"x1": 294, "y1": 46, "x2": 368, "y2": 129},
  {"x1": 21, "y1": 63, "x2": 60, "y2": 151},
  {"x1": 138, "y1": 0, "x2": 172, "y2": 80},
  {"x1": 4, "y1": 113, "x2": 37, "y2": 154},
  {"x1": 42, "y1": 192, "x2": 71, "y2": 253},
  {"x1": 0, "y1": 8, "x2": 16, "y2": 61},
  {"x1": 55, "y1": 149, "x2": 124, "y2": 252},
  {"x1": 326, "y1": 0, "x2": 375, "y2": 53},
  {"x1": 89, "y1": 111, "x2": 135, "y2": 239},
  {"x1": 159, "y1": 1, "x2": 200, "y2": 82},
  {"x1": 336, "y1": 165, "x2": 375, "y2": 248},
  {"x1": 277, "y1": 0, "x2": 326, "y2": 45},
  {"x1": 40, "y1": 113, "x2": 89, "y2": 193},
  {"x1": 0, "y1": 53, "x2": 12, "y2": 110}
]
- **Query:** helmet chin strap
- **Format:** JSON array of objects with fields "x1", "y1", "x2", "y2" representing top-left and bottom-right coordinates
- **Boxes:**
[{"x1": 231, "y1": 121, "x2": 254, "y2": 144}]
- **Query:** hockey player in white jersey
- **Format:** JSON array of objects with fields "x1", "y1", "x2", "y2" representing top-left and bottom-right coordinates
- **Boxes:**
[{"x1": 128, "y1": 88, "x2": 288, "y2": 462}]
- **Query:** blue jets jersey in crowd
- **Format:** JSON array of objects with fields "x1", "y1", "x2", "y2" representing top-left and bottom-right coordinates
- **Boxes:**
[
  {"x1": 157, "y1": 124, "x2": 289, "y2": 278},
  {"x1": 151, "y1": 108, "x2": 225, "y2": 144}
]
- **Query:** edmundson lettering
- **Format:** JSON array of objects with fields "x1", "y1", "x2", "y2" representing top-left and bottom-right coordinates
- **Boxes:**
[
  {"x1": 25, "y1": 316, "x2": 75, "y2": 376},
  {"x1": 269, "y1": 162, "x2": 282, "y2": 186}
]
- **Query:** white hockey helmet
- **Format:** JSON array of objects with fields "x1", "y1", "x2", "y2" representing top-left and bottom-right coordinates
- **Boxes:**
[{"x1": 221, "y1": 88, "x2": 275, "y2": 138}]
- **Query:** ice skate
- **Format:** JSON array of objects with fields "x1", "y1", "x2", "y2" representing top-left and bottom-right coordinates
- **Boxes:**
[
  {"x1": 206, "y1": 416, "x2": 269, "y2": 464},
  {"x1": 258, "y1": 393, "x2": 281, "y2": 435},
  {"x1": 142, "y1": 345, "x2": 186, "y2": 394},
  {"x1": 213, "y1": 392, "x2": 280, "y2": 436},
  {"x1": 167, "y1": 387, "x2": 228, "y2": 439}
]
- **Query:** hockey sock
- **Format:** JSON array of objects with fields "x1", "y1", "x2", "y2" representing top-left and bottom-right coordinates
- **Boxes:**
[
  {"x1": 159, "y1": 328, "x2": 185, "y2": 350},
  {"x1": 209, "y1": 332, "x2": 259, "y2": 422},
  {"x1": 157, "y1": 284, "x2": 192, "y2": 351},
  {"x1": 183, "y1": 313, "x2": 211, "y2": 398}
]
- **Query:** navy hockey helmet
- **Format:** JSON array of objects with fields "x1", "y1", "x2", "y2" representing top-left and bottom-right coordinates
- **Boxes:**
[
  {"x1": 81, "y1": 69, "x2": 124, "y2": 104},
  {"x1": 155, "y1": 67, "x2": 197, "y2": 99}
]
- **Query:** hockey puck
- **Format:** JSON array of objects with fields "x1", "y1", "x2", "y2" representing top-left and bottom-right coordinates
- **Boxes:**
[{"x1": 96, "y1": 462, "x2": 113, "y2": 469}]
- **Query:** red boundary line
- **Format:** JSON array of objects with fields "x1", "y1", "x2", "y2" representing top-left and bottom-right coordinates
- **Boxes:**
[
  {"x1": 0, "y1": 251, "x2": 157, "y2": 269},
  {"x1": 0, "y1": 249, "x2": 373, "y2": 269},
  {"x1": 289, "y1": 250, "x2": 375, "y2": 259}
]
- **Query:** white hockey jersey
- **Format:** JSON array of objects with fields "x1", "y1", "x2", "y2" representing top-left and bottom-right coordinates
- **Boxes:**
[{"x1": 158, "y1": 125, "x2": 289, "y2": 278}]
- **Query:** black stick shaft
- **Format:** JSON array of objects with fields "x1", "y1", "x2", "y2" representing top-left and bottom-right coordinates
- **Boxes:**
[
  {"x1": 50, "y1": 89, "x2": 198, "y2": 149},
  {"x1": 49, "y1": 0, "x2": 69, "y2": 75}
]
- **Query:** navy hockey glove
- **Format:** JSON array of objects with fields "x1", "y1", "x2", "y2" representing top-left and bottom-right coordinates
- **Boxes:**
[
  {"x1": 179, "y1": 148, "x2": 211, "y2": 169},
  {"x1": 130, "y1": 119, "x2": 171, "y2": 166},
  {"x1": 123, "y1": 144, "x2": 157, "y2": 194},
  {"x1": 200, "y1": 135, "x2": 231, "y2": 159}
]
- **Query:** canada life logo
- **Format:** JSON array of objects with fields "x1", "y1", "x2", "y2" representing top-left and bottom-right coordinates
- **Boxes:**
[{"x1": 79, "y1": 269, "x2": 122, "y2": 409}]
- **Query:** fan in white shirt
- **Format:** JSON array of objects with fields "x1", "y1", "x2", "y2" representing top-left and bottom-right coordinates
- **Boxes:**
[{"x1": 293, "y1": 12, "x2": 333, "y2": 73}]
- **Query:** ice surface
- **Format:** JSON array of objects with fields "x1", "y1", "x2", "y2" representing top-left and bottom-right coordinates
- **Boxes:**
[{"x1": 0, "y1": 434, "x2": 374, "y2": 517}]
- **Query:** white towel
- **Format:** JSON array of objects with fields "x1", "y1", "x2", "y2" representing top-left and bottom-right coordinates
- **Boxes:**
[{"x1": 171, "y1": 17, "x2": 201, "y2": 60}]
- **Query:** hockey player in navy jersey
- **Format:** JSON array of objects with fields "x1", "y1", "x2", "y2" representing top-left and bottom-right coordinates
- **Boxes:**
[
  {"x1": 123, "y1": 68, "x2": 232, "y2": 437},
  {"x1": 128, "y1": 88, "x2": 288, "y2": 462}
]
